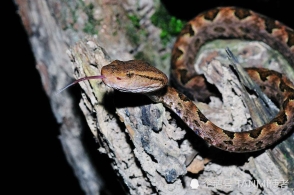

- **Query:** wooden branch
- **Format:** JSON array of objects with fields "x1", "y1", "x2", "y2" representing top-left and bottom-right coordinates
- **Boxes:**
[
  {"x1": 70, "y1": 37, "x2": 294, "y2": 194},
  {"x1": 15, "y1": 0, "x2": 293, "y2": 194}
]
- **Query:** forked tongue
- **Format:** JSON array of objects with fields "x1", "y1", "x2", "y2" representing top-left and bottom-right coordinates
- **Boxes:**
[{"x1": 56, "y1": 75, "x2": 105, "y2": 94}]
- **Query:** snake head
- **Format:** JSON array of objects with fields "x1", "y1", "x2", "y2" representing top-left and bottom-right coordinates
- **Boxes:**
[{"x1": 101, "y1": 60, "x2": 168, "y2": 93}]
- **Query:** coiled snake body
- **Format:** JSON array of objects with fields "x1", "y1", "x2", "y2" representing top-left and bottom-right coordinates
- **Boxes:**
[{"x1": 64, "y1": 7, "x2": 294, "y2": 153}]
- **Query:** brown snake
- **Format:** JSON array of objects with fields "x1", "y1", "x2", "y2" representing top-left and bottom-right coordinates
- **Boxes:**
[{"x1": 61, "y1": 7, "x2": 294, "y2": 153}]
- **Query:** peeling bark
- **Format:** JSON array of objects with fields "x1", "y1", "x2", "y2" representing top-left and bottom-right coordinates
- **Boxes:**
[{"x1": 15, "y1": 0, "x2": 294, "y2": 194}]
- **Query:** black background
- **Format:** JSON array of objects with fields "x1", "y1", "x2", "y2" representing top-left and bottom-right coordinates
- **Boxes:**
[
  {"x1": 5, "y1": 1, "x2": 84, "y2": 194},
  {"x1": 6, "y1": 0, "x2": 293, "y2": 194}
]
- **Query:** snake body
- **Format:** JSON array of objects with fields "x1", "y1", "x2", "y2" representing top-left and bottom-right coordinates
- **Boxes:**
[{"x1": 98, "y1": 7, "x2": 294, "y2": 152}]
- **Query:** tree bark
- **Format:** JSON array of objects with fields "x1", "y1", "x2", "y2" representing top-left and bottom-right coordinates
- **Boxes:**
[{"x1": 14, "y1": 0, "x2": 294, "y2": 194}]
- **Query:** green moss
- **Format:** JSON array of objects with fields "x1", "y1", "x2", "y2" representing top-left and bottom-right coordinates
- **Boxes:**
[
  {"x1": 134, "y1": 51, "x2": 147, "y2": 60},
  {"x1": 61, "y1": 1, "x2": 101, "y2": 34},
  {"x1": 151, "y1": 5, "x2": 185, "y2": 45},
  {"x1": 61, "y1": 1, "x2": 80, "y2": 31},
  {"x1": 83, "y1": 22, "x2": 97, "y2": 34},
  {"x1": 83, "y1": 3, "x2": 101, "y2": 34},
  {"x1": 128, "y1": 15, "x2": 140, "y2": 29},
  {"x1": 126, "y1": 25, "x2": 140, "y2": 45},
  {"x1": 125, "y1": 14, "x2": 148, "y2": 46},
  {"x1": 160, "y1": 53, "x2": 170, "y2": 61}
]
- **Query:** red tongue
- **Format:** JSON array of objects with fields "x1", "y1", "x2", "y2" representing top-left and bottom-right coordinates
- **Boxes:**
[{"x1": 57, "y1": 75, "x2": 106, "y2": 94}]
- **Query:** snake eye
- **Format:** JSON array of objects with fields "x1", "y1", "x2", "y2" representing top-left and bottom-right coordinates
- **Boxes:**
[{"x1": 126, "y1": 71, "x2": 134, "y2": 78}]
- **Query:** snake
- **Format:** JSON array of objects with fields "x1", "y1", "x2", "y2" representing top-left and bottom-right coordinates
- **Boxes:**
[{"x1": 61, "y1": 7, "x2": 294, "y2": 152}]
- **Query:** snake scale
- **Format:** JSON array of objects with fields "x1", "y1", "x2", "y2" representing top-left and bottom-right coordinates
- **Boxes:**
[{"x1": 61, "y1": 7, "x2": 294, "y2": 153}]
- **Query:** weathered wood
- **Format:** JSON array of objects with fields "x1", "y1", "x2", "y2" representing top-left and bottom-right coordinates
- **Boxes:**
[{"x1": 15, "y1": 0, "x2": 294, "y2": 194}]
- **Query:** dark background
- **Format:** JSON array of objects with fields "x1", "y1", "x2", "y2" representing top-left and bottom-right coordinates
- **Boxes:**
[
  {"x1": 6, "y1": 0, "x2": 293, "y2": 194},
  {"x1": 5, "y1": 1, "x2": 84, "y2": 194}
]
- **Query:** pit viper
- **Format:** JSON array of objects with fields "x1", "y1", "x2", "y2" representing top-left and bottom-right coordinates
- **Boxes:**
[{"x1": 62, "y1": 7, "x2": 294, "y2": 153}]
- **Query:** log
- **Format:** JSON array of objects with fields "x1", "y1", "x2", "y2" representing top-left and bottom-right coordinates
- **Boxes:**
[{"x1": 14, "y1": 0, "x2": 294, "y2": 194}]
